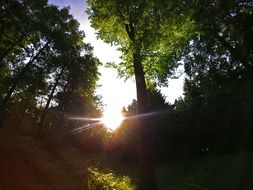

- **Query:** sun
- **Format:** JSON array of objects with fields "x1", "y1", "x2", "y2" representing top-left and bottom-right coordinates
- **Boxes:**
[{"x1": 101, "y1": 108, "x2": 124, "y2": 132}]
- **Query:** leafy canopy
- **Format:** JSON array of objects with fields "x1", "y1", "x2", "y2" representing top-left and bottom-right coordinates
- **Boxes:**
[{"x1": 87, "y1": 0, "x2": 194, "y2": 86}]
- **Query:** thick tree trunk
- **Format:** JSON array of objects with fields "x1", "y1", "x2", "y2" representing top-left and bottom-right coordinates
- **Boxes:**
[
  {"x1": 125, "y1": 21, "x2": 157, "y2": 189},
  {"x1": 133, "y1": 49, "x2": 158, "y2": 190},
  {"x1": 0, "y1": 40, "x2": 51, "y2": 127},
  {"x1": 38, "y1": 67, "x2": 64, "y2": 131}
]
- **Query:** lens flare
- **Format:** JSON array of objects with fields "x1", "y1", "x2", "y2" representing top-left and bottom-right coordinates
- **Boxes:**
[{"x1": 101, "y1": 108, "x2": 124, "y2": 131}]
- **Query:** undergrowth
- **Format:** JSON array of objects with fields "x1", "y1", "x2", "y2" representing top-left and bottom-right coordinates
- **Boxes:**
[{"x1": 87, "y1": 167, "x2": 136, "y2": 190}]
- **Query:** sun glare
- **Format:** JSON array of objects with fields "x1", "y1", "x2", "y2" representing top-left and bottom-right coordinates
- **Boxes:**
[{"x1": 102, "y1": 108, "x2": 124, "y2": 132}]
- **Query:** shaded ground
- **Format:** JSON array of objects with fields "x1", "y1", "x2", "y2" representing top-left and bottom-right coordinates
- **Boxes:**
[
  {"x1": 156, "y1": 150, "x2": 253, "y2": 190},
  {"x1": 1, "y1": 128, "x2": 253, "y2": 190},
  {"x1": 0, "y1": 129, "x2": 86, "y2": 190}
]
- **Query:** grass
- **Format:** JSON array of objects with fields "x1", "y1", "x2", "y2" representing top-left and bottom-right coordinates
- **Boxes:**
[
  {"x1": 156, "y1": 151, "x2": 253, "y2": 190},
  {"x1": 85, "y1": 152, "x2": 253, "y2": 190},
  {"x1": 87, "y1": 167, "x2": 136, "y2": 190}
]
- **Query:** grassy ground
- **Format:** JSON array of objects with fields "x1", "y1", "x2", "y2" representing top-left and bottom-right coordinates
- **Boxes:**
[
  {"x1": 156, "y1": 152, "x2": 253, "y2": 190},
  {"x1": 1, "y1": 128, "x2": 252, "y2": 190},
  {"x1": 85, "y1": 151, "x2": 253, "y2": 190}
]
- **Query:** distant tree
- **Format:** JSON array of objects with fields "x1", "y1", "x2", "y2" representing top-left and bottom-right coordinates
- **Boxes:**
[
  {"x1": 52, "y1": 49, "x2": 100, "y2": 130},
  {"x1": 126, "y1": 99, "x2": 138, "y2": 116}
]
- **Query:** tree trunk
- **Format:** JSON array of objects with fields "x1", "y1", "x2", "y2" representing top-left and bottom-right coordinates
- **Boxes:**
[
  {"x1": 0, "y1": 40, "x2": 51, "y2": 127},
  {"x1": 52, "y1": 82, "x2": 69, "y2": 133},
  {"x1": 125, "y1": 21, "x2": 157, "y2": 189},
  {"x1": 38, "y1": 67, "x2": 65, "y2": 131},
  {"x1": 133, "y1": 48, "x2": 158, "y2": 190}
]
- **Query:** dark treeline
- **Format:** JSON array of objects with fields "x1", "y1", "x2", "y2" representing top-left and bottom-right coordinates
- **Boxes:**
[{"x1": 0, "y1": 0, "x2": 100, "y2": 136}]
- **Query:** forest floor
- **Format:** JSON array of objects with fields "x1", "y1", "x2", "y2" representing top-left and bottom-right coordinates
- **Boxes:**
[
  {"x1": 1, "y1": 127, "x2": 253, "y2": 190},
  {"x1": 0, "y1": 128, "x2": 89, "y2": 190},
  {"x1": 0, "y1": 127, "x2": 136, "y2": 190},
  {"x1": 156, "y1": 151, "x2": 253, "y2": 190}
]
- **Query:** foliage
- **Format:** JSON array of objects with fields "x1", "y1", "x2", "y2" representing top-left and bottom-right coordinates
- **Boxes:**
[
  {"x1": 176, "y1": 0, "x2": 253, "y2": 110},
  {"x1": 87, "y1": 167, "x2": 136, "y2": 190},
  {"x1": 170, "y1": 1, "x2": 253, "y2": 155},
  {"x1": 0, "y1": 0, "x2": 100, "y2": 135},
  {"x1": 87, "y1": 0, "x2": 194, "y2": 86},
  {"x1": 189, "y1": 0, "x2": 253, "y2": 67}
]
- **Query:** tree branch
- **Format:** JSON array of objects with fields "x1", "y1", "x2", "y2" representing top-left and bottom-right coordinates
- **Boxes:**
[{"x1": 125, "y1": 23, "x2": 134, "y2": 41}]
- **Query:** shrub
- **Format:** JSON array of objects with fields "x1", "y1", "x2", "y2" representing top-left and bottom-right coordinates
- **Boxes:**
[{"x1": 87, "y1": 167, "x2": 136, "y2": 190}]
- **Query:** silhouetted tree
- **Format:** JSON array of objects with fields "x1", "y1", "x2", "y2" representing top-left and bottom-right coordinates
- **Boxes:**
[{"x1": 0, "y1": 1, "x2": 100, "y2": 137}]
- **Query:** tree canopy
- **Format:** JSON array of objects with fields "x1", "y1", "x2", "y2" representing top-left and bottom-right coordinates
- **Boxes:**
[
  {"x1": 87, "y1": 0, "x2": 194, "y2": 86},
  {"x1": 0, "y1": 0, "x2": 100, "y2": 132}
]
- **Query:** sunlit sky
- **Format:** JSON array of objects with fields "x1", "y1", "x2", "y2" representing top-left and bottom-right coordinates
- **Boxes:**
[{"x1": 49, "y1": 0, "x2": 184, "y2": 111}]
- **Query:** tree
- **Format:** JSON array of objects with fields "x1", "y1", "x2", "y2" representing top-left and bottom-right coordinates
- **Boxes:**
[
  {"x1": 51, "y1": 46, "x2": 100, "y2": 132},
  {"x1": 0, "y1": 1, "x2": 100, "y2": 135},
  {"x1": 172, "y1": 1, "x2": 253, "y2": 154},
  {"x1": 87, "y1": 0, "x2": 193, "y2": 189},
  {"x1": 0, "y1": 0, "x2": 58, "y2": 126},
  {"x1": 188, "y1": 0, "x2": 253, "y2": 72}
]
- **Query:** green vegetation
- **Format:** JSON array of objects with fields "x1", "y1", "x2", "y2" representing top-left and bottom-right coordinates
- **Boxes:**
[
  {"x1": 71, "y1": 150, "x2": 251, "y2": 190},
  {"x1": 87, "y1": 167, "x2": 136, "y2": 190},
  {"x1": 84, "y1": 151, "x2": 253, "y2": 190},
  {"x1": 0, "y1": 0, "x2": 100, "y2": 132}
]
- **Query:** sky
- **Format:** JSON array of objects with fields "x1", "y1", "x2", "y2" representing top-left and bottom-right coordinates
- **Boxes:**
[{"x1": 48, "y1": 0, "x2": 184, "y2": 111}]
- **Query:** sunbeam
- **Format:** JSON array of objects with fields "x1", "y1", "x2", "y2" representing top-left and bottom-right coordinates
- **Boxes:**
[
  {"x1": 45, "y1": 121, "x2": 102, "y2": 144},
  {"x1": 46, "y1": 110, "x2": 163, "y2": 144},
  {"x1": 68, "y1": 117, "x2": 102, "y2": 121}
]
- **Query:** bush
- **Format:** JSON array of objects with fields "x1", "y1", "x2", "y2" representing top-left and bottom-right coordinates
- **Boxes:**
[{"x1": 87, "y1": 167, "x2": 136, "y2": 190}]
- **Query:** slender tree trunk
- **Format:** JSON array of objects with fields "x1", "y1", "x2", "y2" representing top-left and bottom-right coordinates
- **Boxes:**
[
  {"x1": 38, "y1": 67, "x2": 65, "y2": 131},
  {"x1": 133, "y1": 48, "x2": 158, "y2": 190},
  {"x1": 0, "y1": 40, "x2": 51, "y2": 127},
  {"x1": 52, "y1": 82, "x2": 69, "y2": 134}
]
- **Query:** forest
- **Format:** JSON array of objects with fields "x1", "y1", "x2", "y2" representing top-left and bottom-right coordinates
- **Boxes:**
[{"x1": 0, "y1": 0, "x2": 253, "y2": 190}]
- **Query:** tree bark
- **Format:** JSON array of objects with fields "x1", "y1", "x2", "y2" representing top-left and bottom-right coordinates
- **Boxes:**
[{"x1": 0, "y1": 40, "x2": 51, "y2": 127}]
